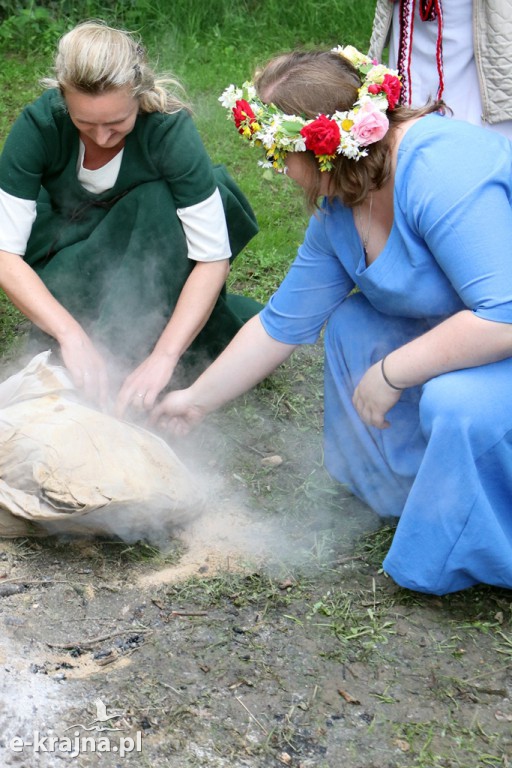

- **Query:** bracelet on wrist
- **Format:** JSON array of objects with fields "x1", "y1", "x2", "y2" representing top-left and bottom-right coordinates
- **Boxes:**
[{"x1": 381, "y1": 355, "x2": 405, "y2": 391}]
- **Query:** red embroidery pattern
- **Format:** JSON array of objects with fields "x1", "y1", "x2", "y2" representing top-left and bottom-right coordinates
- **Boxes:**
[{"x1": 394, "y1": 0, "x2": 444, "y2": 105}]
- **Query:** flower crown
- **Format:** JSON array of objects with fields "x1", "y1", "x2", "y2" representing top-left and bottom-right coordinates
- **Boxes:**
[{"x1": 219, "y1": 45, "x2": 401, "y2": 172}]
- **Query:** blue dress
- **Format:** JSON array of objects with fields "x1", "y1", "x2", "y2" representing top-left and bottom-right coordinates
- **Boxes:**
[{"x1": 260, "y1": 113, "x2": 512, "y2": 595}]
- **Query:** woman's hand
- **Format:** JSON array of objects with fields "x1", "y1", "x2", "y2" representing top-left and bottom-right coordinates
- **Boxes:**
[
  {"x1": 149, "y1": 389, "x2": 208, "y2": 436},
  {"x1": 0, "y1": 251, "x2": 111, "y2": 405},
  {"x1": 114, "y1": 351, "x2": 178, "y2": 418},
  {"x1": 148, "y1": 316, "x2": 296, "y2": 433},
  {"x1": 352, "y1": 360, "x2": 402, "y2": 429},
  {"x1": 114, "y1": 260, "x2": 230, "y2": 419},
  {"x1": 59, "y1": 331, "x2": 109, "y2": 407}
]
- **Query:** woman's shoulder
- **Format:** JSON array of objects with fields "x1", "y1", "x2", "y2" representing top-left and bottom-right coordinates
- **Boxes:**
[
  {"x1": 134, "y1": 108, "x2": 208, "y2": 161},
  {"x1": 398, "y1": 112, "x2": 509, "y2": 156},
  {"x1": 393, "y1": 113, "x2": 512, "y2": 228},
  {"x1": 10, "y1": 88, "x2": 69, "y2": 142},
  {"x1": 22, "y1": 88, "x2": 67, "y2": 121},
  {"x1": 396, "y1": 113, "x2": 512, "y2": 183},
  {"x1": 136, "y1": 107, "x2": 194, "y2": 136},
  {"x1": 2, "y1": 89, "x2": 70, "y2": 156}
]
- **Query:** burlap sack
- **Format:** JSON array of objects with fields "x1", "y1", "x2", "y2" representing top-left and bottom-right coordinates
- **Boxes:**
[{"x1": 0, "y1": 352, "x2": 203, "y2": 540}]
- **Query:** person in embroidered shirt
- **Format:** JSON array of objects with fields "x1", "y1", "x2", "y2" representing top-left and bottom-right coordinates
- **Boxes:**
[
  {"x1": 150, "y1": 45, "x2": 512, "y2": 596},
  {"x1": 0, "y1": 21, "x2": 260, "y2": 413},
  {"x1": 369, "y1": 0, "x2": 512, "y2": 139}
]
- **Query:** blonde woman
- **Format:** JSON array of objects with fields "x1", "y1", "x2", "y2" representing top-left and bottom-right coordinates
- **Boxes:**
[{"x1": 0, "y1": 21, "x2": 259, "y2": 410}]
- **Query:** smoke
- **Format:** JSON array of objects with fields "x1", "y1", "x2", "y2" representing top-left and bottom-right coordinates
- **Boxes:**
[
  {"x1": 0, "y1": 630, "x2": 77, "y2": 755},
  {"x1": 0, "y1": 336, "x2": 382, "y2": 583},
  {"x1": 131, "y1": 401, "x2": 383, "y2": 585}
]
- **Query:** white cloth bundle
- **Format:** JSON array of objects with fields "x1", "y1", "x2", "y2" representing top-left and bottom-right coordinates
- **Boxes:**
[{"x1": 0, "y1": 351, "x2": 202, "y2": 540}]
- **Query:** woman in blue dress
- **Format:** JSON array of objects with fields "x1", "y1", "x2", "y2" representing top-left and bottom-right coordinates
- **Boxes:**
[{"x1": 151, "y1": 46, "x2": 512, "y2": 595}]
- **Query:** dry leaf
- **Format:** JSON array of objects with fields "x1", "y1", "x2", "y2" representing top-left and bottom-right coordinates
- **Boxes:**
[
  {"x1": 261, "y1": 455, "x2": 283, "y2": 467},
  {"x1": 393, "y1": 738, "x2": 411, "y2": 752},
  {"x1": 495, "y1": 710, "x2": 512, "y2": 722}
]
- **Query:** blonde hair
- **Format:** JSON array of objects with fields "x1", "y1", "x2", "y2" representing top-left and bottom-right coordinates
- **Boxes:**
[
  {"x1": 255, "y1": 49, "x2": 446, "y2": 208},
  {"x1": 42, "y1": 20, "x2": 190, "y2": 115}
]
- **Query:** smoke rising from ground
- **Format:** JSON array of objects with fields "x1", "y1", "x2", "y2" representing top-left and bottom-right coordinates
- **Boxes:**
[{"x1": 0, "y1": 342, "x2": 381, "y2": 581}]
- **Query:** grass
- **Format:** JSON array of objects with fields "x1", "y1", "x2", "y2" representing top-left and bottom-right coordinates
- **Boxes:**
[
  {"x1": 391, "y1": 720, "x2": 507, "y2": 768},
  {"x1": 16, "y1": 534, "x2": 186, "y2": 571},
  {"x1": 163, "y1": 570, "x2": 311, "y2": 612},
  {"x1": 309, "y1": 580, "x2": 397, "y2": 661}
]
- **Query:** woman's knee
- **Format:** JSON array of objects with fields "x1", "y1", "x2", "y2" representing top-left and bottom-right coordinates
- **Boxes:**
[
  {"x1": 420, "y1": 374, "x2": 467, "y2": 428},
  {"x1": 419, "y1": 368, "x2": 507, "y2": 452}
]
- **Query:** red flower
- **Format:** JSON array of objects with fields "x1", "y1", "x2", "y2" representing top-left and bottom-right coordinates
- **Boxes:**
[
  {"x1": 300, "y1": 114, "x2": 341, "y2": 156},
  {"x1": 232, "y1": 99, "x2": 257, "y2": 133},
  {"x1": 381, "y1": 74, "x2": 402, "y2": 109},
  {"x1": 368, "y1": 75, "x2": 402, "y2": 110}
]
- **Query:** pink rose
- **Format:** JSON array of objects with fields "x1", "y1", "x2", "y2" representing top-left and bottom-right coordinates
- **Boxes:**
[{"x1": 351, "y1": 103, "x2": 389, "y2": 146}]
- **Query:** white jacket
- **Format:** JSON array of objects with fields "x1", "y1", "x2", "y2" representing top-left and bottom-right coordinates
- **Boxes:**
[{"x1": 369, "y1": 0, "x2": 512, "y2": 125}]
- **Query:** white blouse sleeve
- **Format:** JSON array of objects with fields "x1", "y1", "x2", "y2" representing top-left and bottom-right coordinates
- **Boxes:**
[
  {"x1": 176, "y1": 188, "x2": 231, "y2": 262},
  {"x1": 0, "y1": 188, "x2": 37, "y2": 255}
]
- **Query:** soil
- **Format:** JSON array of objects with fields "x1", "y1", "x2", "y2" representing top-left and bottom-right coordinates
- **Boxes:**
[{"x1": 0, "y1": 345, "x2": 511, "y2": 768}]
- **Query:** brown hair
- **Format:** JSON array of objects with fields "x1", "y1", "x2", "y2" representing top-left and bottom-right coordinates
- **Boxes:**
[{"x1": 255, "y1": 49, "x2": 446, "y2": 208}]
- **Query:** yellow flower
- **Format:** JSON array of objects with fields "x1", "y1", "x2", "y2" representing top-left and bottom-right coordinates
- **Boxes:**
[{"x1": 341, "y1": 119, "x2": 354, "y2": 131}]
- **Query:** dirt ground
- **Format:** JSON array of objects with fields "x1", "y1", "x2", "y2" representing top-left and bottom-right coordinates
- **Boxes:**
[{"x1": 0, "y1": 345, "x2": 511, "y2": 768}]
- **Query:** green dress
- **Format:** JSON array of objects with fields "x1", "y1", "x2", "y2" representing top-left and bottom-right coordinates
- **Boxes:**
[{"x1": 0, "y1": 89, "x2": 259, "y2": 373}]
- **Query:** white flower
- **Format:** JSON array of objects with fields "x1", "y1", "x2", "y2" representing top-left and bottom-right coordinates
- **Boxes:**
[
  {"x1": 269, "y1": 114, "x2": 284, "y2": 129},
  {"x1": 218, "y1": 84, "x2": 243, "y2": 109},
  {"x1": 249, "y1": 101, "x2": 263, "y2": 117},
  {"x1": 338, "y1": 136, "x2": 361, "y2": 160},
  {"x1": 259, "y1": 127, "x2": 278, "y2": 149},
  {"x1": 243, "y1": 82, "x2": 257, "y2": 100},
  {"x1": 335, "y1": 45, "x2": 371, "y2": 68},
  {"x1": 356, "y1": 93, "x2": 388, "y2": 112},
  {"x1": 291, "y1": 136, "x2": 307, "y2": 152},
  {"x1": 365, "y1": 64, "x2": 390, "y2": 83}
]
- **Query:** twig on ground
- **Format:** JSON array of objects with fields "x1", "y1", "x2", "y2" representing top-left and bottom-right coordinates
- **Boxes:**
[
  {"x1": 0, "y1": 577, "x2": 69, "y2": 586},
  {"x1": 47, "y1": 628, "x2": 152, "y2": 650},
  {"x1": 236, "y1": 696, "x2": 268, "y2": 735},
  {"x1": 228, "y1": 435, "x2": 267, "y2": 458}
]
